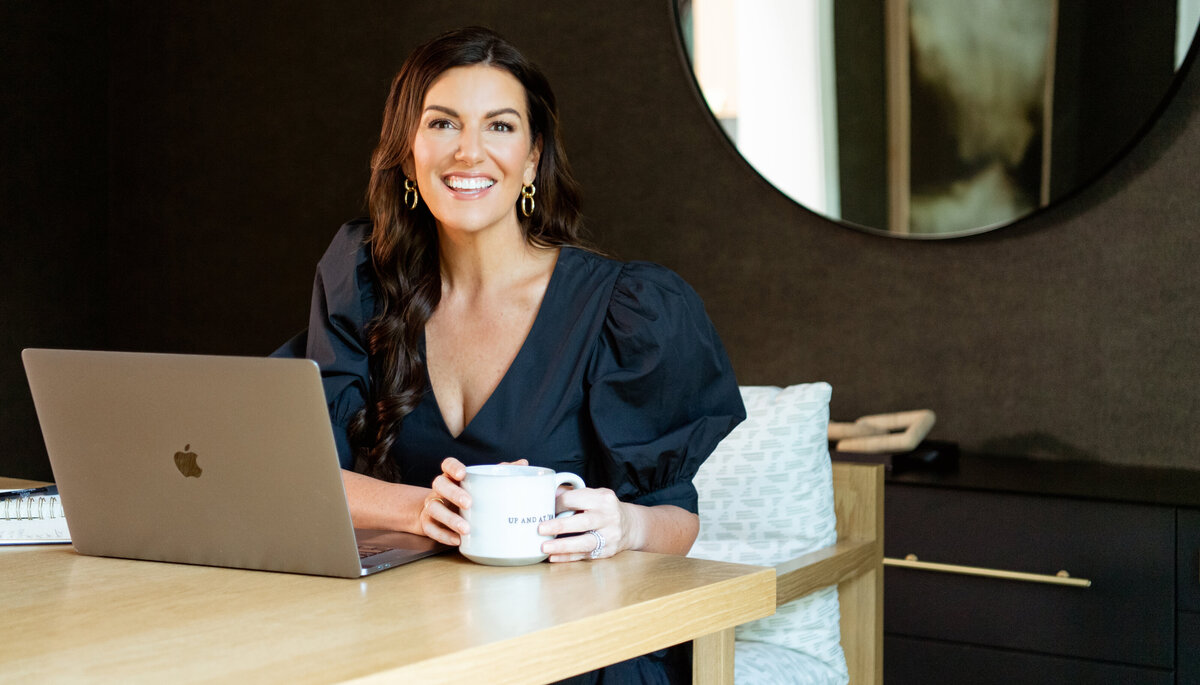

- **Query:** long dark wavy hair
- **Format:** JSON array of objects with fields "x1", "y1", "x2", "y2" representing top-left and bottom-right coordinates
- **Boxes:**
[{"x1": 353, "y1": 26, "x2": 587, "y2": 480}]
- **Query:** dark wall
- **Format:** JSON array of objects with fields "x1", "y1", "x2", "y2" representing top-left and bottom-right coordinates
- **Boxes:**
[
  {"x1": 2, "y1": 2, "x2": 108, "y2": 481},
  {"x1": 3, "y1": 1, "x2": 1198, "y2": 480}
]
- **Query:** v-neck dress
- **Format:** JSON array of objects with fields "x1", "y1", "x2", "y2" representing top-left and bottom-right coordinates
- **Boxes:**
[
  {"x1": 304, "y1": 219, "x2": 746, "y2": 517},
  {"x1": 296, "y1": 220, "x2": 745, "y2": 683}
]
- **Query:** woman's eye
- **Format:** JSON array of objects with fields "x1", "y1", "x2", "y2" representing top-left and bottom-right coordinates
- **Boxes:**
[
  {"x1": 489, "y1": 121, "x2": 515, "y2": 133},
  {"x1": 427, "y1": 118, "x2": 455, "y2": 129}
]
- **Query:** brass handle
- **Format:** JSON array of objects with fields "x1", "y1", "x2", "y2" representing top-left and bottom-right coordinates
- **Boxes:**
[{"x1": 884, "y1": 554, "x2": 1092, "y2": 588}]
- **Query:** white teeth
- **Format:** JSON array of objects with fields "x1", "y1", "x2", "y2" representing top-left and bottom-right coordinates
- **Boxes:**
[{"x1": 445, "y1": 176, "x2": 496, "y2": 191}]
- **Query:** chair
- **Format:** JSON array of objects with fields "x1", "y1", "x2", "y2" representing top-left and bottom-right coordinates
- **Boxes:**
[
  {"x1": 779, "y1": 461, "x2": 883, "y2": 684},
  {"x1": 690, "y1": 384, "x2": 884, "y2": 684}
]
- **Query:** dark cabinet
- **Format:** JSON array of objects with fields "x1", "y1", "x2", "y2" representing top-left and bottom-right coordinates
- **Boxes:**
[
  {"x1": 885, "y1": 634, "x2": 1172, "y2": 685},
  {"x1": 1180, "y1": 612, "x2": 1200, "y2": 685},
  {"x1": 1179, "y1": 509, "x2": 1200, "y2": 613},
  {"x1": 873, "y1": 456, "x2": 1200, "y2": 684},
  {"x1": 1178, "y1": 509, "x2": 1200, "y2": 685}
]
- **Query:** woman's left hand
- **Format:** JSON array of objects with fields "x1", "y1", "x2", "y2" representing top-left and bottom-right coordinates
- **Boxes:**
[{"x1": 537, "y1": 487, "x2": 639, "y2": 562}]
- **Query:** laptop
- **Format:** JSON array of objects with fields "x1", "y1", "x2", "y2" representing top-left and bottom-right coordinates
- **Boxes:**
[{"x1": 21, "y1": 348, "x2": 447, "y2": 578}]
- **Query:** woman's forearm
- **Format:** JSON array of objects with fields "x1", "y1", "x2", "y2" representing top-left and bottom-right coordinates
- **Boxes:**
[
  {"x1": 621, "y1": 503, "x2": 700, "y2": 555},
  {"x1": 341, "y1": 469, "x2": 429, "y2": 534}
]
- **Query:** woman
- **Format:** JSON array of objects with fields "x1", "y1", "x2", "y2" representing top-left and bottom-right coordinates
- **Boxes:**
[{"x1": 300, "y1": 26, "x2": 744, "y2": 682}]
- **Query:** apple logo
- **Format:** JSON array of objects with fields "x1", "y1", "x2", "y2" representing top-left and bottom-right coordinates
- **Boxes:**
[{"x1": 174, "y1": 444, "x2": 202, "y2": 478}]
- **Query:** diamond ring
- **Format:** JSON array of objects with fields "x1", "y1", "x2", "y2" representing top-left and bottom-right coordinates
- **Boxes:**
[{"x1": 587, "y1": 529, "x2": 606, "y2": 559}]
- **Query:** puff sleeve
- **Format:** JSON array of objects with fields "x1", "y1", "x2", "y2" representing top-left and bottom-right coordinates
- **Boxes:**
[
  {"x1": 304, "y1": 220, "x2": 376, "y2": 470},
  {"x1": 585, "y1": 262, "x2": 745, "y2": 513}
]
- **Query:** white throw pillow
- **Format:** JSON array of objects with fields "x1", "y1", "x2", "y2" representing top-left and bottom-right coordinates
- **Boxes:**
[
  {"x1": 689, "y1": 383, "x2": 848, "y2": 685},
  {"x1": 735, "y1": 640, "x2": 844, "y2": 685}
]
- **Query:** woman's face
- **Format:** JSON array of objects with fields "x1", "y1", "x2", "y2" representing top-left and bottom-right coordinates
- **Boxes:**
[{"x1": 409, "y1": 64, "x2": 541, "y2": 237}]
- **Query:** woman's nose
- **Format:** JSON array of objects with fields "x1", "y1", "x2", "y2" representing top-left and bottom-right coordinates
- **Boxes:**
[{"x1": 455, "y1": 129, "x2": 485, "y2": 165}]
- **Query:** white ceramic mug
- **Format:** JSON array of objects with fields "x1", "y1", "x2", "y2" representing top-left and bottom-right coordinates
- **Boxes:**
[{"x1": 459, "y1": 464, "x2": 585, "y2": 566}]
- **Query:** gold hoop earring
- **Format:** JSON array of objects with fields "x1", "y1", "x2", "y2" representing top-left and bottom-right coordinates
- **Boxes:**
[
  {"x1": 520, "y1": 183, "x2": 536, "y2": 217},
  {"x1": 404, "y1": 178, "x2": 419, "y2": 210}
]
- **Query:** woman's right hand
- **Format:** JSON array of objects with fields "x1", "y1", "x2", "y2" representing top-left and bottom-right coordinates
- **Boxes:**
[
  {"x1": 418, "y1": 457, "x2": 530, "y2": 545},
  {"x1": 420, "y1": 457, "x2": 471, "y2": 545}
]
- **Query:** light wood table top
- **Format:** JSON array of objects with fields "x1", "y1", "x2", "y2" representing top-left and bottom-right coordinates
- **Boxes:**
[
  {"x1": 0, "y1": 543, "x2": 774, "y2": 683},
  {"x1": 0, "y1": 476, "x2": 50, "y2": 490}
]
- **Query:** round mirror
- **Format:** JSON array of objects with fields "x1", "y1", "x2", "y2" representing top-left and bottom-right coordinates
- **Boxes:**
[{"x1": 676, "y1": 0, "x2": 1200, "y2": 238}]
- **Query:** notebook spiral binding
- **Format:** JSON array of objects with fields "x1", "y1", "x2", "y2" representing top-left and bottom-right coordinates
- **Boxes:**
[{"x1": 2, "y1": 494, "x2": 65, "y2": 521}]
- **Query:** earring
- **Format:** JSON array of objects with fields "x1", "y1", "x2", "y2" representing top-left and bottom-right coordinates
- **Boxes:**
[
  {"x1": 520, "y1": 183, "x2": 536, "y2": 217},
  {"x1": 404, "y1": 178, "x2": 419, "y2": 210}
]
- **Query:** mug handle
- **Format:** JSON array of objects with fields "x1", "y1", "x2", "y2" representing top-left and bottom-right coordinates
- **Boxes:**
[{"x1": 553, "y1": 472, "x2": 585, "y2": 519}]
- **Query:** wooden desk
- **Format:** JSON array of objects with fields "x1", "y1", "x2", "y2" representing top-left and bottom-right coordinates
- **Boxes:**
[
  {"x1": 0, "y1": 543, "x2": 774, "y2": 683},
  {"x1": 1, "y1": 477, "x2": 48, "y2": 490}
]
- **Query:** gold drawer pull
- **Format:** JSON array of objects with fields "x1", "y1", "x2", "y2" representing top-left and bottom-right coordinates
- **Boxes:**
[{"x1": 884, "y1": 554, "x2": 1092, "y2": 587}]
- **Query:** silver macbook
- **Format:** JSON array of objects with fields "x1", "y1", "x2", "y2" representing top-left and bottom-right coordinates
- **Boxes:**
[{"x1": 22, "y1": 348, "x2": 447, "y2": 578}]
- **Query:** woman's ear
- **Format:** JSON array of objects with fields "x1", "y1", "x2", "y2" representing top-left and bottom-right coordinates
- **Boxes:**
[{"x1": 525, "y1": 135, "x2": 543, "y2": 185}]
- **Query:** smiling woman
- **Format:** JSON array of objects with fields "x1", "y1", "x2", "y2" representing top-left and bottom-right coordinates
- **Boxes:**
[{"x1": 281, "y1": 26, "x2": 746, "y2": 684}]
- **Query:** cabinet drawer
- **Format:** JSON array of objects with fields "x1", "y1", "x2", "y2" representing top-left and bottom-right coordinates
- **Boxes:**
[
  {"x1": 1179, "y1": 509, "x2": 1200, "y2": 612},
  {"x1": 884, "y1": 634, "x2": 1172, "y2": 685},
  {"x1": 884, "y1": 484, "x2": 1174, "y2": 668},
  {"x1": 1180, "y1": 612, "x2": 1200, "y2": 685}
]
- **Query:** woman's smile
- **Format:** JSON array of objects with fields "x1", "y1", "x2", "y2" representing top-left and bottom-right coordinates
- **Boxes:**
[{"x1": 443, "y1": 174, "x2": 497, "y2": 196}]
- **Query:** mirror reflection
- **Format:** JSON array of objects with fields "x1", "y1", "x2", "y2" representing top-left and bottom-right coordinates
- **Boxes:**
[{"x1": 677, "y1": 0, "x2": 1200, "y2": 237}]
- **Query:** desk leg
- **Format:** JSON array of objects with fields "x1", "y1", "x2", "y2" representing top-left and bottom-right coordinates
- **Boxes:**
[{"x1": 692, "y1": 627, "x2": 735, "y2": 685}]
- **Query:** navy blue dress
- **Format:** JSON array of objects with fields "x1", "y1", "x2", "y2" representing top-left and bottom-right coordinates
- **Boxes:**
[{"x1": 302, "y1": 219, "x2": 745, "y2": 682}]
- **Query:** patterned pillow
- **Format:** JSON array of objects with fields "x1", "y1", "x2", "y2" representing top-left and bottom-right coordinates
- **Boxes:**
[
  {"x1": 735, "y1": 640, "x2": 844, "y2": 685},
  {"x1": 689, "y1": 383, "x2": 848, "y2": 685}
]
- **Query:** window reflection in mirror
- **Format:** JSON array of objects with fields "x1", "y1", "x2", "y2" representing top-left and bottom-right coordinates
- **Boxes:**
[{"x1": 677, "y1": 0, "x2": 1200, "y2": 238}]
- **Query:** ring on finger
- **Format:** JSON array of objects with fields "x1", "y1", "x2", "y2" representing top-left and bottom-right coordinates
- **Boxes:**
[
  {"x1": 587, "y1": 529, "x2": 606, "y2": 559},
  {"x1": 425, "y1": 495, "x2": 448, "y2": 510}
]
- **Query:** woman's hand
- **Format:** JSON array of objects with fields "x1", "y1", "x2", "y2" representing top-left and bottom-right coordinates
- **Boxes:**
[
  {"x1": 419, "y1": 457, "x2": 528, "y2": 545},
  {"x1": 419, "y1": 457, "x2": 470, "y2": 545},
  {"x1": 537, "y1": 487, "x2": 640, "y2": 563}
]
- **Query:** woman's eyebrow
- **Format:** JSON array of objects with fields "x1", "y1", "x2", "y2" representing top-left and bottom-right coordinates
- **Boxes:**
[
  {"x1": 423, "y1": 105, "x2": 521, "y2": 119},
  {"x1": 484, "y1": 107, "x2": 520, "y2": 119}
]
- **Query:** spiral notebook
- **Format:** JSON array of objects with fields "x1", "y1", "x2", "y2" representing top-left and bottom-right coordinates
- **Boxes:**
[{"x1": 1, "y1": 486, "x2": 71, "y2": 545}]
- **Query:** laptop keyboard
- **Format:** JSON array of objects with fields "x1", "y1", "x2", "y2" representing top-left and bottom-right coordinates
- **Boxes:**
[{"x1": 357, "y1": 543, "x2": 394, "y2": 559}]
